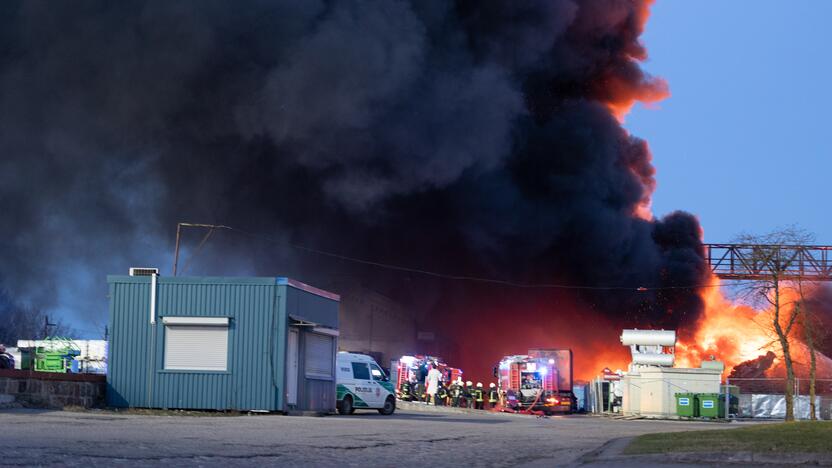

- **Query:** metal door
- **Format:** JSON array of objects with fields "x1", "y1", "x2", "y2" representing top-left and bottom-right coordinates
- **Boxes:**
[{"x1": 287, "y1": 328, "x2": 299, "y2": 406}]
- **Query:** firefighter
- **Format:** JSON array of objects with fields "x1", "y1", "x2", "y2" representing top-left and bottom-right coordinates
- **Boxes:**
[
  {"x1": 408, "y1": 375, "x2": 421, "y2": 401},
  {"x1": 399, "y1": 378, "x2": 411, "y2": 401},
  {"x1": 449, "y1": 378, "x2": 463, "y2": 407},
  {"x1": 474, "y1": 382, "x2": 485, "y2": 410},
  {"x1": 435, "y1": 381, "x2": 448, "y2": 406},
  {"x1": 488, "y1": 382, "x2": 499, "y2": 409},
  {"x1": 463, "y1": 380, "x2": 474, "y2": 408}
]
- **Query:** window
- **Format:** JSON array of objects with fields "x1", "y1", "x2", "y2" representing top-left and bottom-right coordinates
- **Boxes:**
[
  {"x1": 370, "y1": 363, "x2": 386, "y2": 381},
  {"x1": 305, "y1": 333, "x2": 334, "y2": 380},
  {"x1": 162, "y1": 317, "x2": 229, "y2": 371},
  {"x1": 351, "y1": 362, "x2": 370, "y2": 380}
]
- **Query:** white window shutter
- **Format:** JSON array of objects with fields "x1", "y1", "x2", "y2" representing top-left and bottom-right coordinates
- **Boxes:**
[{"x1": 164, "y1": 324, "x2": 229, "y2": 371}]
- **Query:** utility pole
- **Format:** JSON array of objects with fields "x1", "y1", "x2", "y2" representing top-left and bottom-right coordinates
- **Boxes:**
[
  {"x1": 172, "y1": 223, "x2": 231, "y2": 276},
  {"x1": 43, "y1": 315, "x2": 56, "y2": 338}
]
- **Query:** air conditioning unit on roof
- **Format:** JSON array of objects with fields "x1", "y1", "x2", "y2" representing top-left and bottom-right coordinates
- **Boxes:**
[{"x1": 129, "y1": 267, "x2": 159, "y2": 276}]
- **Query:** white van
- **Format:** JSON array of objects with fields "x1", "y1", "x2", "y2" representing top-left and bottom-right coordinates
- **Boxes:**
[{"x1": 336, "y1": 352, "x2": 396, "y2": 415}]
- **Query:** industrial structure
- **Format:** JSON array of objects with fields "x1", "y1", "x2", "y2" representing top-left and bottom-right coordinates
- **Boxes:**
[
  {"x1": 107, "y1": 271, "x2": 340, "y2": 412},
  {"x1": 619, "y1": 329, "x2": 722, "y2": 418}
]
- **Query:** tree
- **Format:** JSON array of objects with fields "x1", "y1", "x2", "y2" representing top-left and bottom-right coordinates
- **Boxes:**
[
  {"x1": 734, "y1": 227, "x2": 814, "y2": 422},
  {"x1": 0, "y1": 289, "x2": 76, "y2": 345}
]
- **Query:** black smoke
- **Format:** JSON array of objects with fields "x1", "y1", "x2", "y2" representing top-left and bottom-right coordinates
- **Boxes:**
[{"x1": 0, "y1": 0, "x2": 708, "y2": 354}]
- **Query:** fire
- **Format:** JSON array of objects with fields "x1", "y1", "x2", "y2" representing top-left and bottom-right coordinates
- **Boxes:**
[
  {"x1": 675, "y1": 275, "x2": 771, "y2": 372},
  {"x1": 676, "y1": 273, "x2": 832, "y2": 378}
]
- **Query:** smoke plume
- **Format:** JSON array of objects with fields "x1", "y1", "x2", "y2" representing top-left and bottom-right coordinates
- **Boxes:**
[{"x1": 1, "y1": 1, "x2": 709, "y2": 376}]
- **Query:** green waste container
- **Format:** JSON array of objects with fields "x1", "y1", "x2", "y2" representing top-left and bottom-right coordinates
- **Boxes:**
[
  {"x1": 675, "y1": 393, "x2": 697, "y2": 417},
  {"x1": 697, "y1": 393, "x2": 723, "y2": 418}
]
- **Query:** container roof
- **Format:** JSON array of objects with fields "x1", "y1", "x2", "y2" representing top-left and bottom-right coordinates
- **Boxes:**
[{"x1": 107, "y1": 275, "x2": 340, "y2": 301}]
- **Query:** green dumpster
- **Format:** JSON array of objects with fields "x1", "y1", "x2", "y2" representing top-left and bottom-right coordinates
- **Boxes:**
[
  {"x1": 697, "y1": 393, "x2": 722, "y2": 418},
  {"x1": 675, "y1": 393, "x2": 697, "y2": 417}
]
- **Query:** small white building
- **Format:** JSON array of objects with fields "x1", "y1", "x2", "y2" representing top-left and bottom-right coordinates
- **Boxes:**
[
  {"x1": 619, "y1": 329, "x2": 722, "y2": 418},
  {"x1": 622, "y1": 365, "x2": 721, "y2": 418}
]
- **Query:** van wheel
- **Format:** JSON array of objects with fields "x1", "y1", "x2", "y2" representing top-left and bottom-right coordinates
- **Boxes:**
[
  {"x1": 378, "y1": 396, "x2": 396, "y2": 415},
  {"x1": 338, "y1": 395, "x2": 354, "y2": 415}
]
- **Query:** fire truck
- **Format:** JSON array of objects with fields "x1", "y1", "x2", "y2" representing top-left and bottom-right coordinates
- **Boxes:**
[
  {"x1": 496, "y1": 349, "x2": 573, "y2": 414},
  {"x1": 390, "y1": 355, "x2": 462, "y2": 400}
]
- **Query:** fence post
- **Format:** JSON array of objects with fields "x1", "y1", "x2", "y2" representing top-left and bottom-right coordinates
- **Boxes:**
[{"x1": 725, "y1": 378, "x2": 730, "y2": 419}]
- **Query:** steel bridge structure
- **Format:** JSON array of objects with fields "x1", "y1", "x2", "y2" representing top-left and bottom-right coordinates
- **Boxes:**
[{"x1": 705, "y1": 244, "x2": 832, "y2": 281}]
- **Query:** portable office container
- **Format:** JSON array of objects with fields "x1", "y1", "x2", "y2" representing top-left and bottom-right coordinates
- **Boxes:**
[{"x1": 106, "y1": 274, "x2": 339, "y2": 412}]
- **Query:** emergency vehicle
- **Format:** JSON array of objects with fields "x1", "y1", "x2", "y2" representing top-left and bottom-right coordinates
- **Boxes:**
[
  {"x1": 390, "y1": 355, "x2": 462, "y2": 400},
  {"x1": 336, "y1": 352, "x2": 397, "y2": 415},
  {"x1": 495, "y1": 349, "x2": 573, "y2": 415}
]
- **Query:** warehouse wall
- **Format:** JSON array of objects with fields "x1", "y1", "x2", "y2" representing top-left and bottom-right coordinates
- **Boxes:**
[{"x1": 336, "y1": 287, "x2": 415, "y2": 366}]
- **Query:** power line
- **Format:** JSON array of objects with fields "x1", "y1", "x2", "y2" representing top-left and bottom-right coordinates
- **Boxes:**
[{"x1": 178, "y1": 223, "x2": 748, "y2": 292}]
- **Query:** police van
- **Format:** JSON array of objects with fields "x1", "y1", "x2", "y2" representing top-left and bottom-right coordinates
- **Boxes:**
[{"x1": 336, "y1": 352, "x2": 396, "y2": 415}]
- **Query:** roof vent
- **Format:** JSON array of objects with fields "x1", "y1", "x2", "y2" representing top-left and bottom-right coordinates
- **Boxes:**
[{"x1": 129, "y1": 267, "x2": 159, "y2": 276}]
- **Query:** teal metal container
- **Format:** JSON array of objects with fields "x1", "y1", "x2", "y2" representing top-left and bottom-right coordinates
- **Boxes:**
[{"x1": 107, "y1": 275, "x2": 339, "y2": 412}]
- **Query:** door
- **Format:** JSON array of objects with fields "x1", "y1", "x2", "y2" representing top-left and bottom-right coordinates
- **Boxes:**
[
  {"x1": 349, "y1": 362, "x2": 379, "y2": 408},
  {"x1": 287, "y1": 328, "x2": 299, "y2": 406}
]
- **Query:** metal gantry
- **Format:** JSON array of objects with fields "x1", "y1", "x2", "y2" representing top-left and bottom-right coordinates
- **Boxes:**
[{"x1": 705, "y1": 244, "x2": 832, "y2": 281}]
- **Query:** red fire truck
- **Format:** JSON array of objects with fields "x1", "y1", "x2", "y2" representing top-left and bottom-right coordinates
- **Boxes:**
[{"x1": 495, "y1": 349, "x2": 573, "y2": 414}]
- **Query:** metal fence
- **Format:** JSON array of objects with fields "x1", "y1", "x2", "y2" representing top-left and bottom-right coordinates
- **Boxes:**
[{"x1": 726, "y1": 377, "x2": 832, "y2": 420}]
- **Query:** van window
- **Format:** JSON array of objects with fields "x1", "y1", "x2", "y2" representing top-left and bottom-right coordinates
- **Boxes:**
[
  {"x1": 351, "y1": 362, "x2": 370, "y2": 380},
  {"x1": 370, "y1": 363, "x2": 386, "y2": 381}
]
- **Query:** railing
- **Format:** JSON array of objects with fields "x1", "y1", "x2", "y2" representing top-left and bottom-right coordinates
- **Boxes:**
[{"x1": 705, "y1": 244, "x2": 832, "y2": 281}]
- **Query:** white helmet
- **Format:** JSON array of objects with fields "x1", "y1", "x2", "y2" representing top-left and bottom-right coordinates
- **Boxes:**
[
  {"x1": 476, "y1": 382, "x2": 483, "y2": 388},
  {"x1": 466, "y1": 380, "x2": 473, "y2": 386},
  {"x1": 489, "y1": 383, "x2": 496, "y2": 388}
]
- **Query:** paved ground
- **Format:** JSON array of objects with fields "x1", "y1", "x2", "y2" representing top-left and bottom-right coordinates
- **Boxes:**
[{"x1": 0, "y1": 407, "x2": 753, "y2": 467}]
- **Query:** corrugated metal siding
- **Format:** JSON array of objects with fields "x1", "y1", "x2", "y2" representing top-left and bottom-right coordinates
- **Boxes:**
[
  {"x1": 107, "y1": 276, "x2": 286, "y2": 411},
  {"x1": 107, "y1": 276, "x2": 337, "y2": 412}
]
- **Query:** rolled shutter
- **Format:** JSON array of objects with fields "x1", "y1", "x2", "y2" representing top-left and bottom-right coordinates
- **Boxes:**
[
  {"x1": 164, "y1": 324, "x2": 228, "y2": 371},
  {"x1": 304, "y1": 333, "x2": 333, "y2": 380}
]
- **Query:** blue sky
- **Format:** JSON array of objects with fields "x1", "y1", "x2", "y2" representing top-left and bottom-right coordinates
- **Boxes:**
[{"x1": 625, "y1": 1, "x2": 831, "y2": 244}]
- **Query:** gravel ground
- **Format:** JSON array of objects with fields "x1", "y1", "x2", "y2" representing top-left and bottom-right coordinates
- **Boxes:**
[{"x1": 0, "y1": 407, "x2": 750, "y2": 467}]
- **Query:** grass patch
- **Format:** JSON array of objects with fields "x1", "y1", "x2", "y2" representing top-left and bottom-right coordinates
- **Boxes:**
[{"x1": 625, "y1": 422, "x2": 832, "y2": 455}]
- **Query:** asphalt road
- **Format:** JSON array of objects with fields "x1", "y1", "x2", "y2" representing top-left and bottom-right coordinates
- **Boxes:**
[{"x1": 0, "y1": 407, "x2": 741, "y2": 467}]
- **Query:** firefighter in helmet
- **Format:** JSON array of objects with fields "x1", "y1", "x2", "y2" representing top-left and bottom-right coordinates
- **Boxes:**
[
  {"x1": 474, "y1": 382, "x2": 485, "y2": 410},
  {"x1": 463, "y1": 380, "x2": 474, "y2": 408},
  {"x1": 436, "y1": 380, "x2": 448, "y2": 406},
  {"x1": 488, "y1": 382, "x2": 499, "y2": 409},
  {"x1": 449, "y1": 377, "x2": 463, "y2": 407}
]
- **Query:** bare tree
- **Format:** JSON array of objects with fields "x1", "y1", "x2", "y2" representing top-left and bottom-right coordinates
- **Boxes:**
[
  {"x1": 799, "y1": 283, "x2": 829, "y2": 421},
  {"x1": 0, "y1": 289, "x2": 76, "y2": 345},
  {"x1": 734, "y1": 227, "x2": 814, "y2": 421}
]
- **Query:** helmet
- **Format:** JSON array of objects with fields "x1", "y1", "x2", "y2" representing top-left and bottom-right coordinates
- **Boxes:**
[
  {"x1": 476, "y1": 382, "x2": 483, "y2": 388},
  {"x1": 466, "y1": 380, "x2": 473, "y2": 386},
  {"x1": 489, "y1": 383, "x2": 496, "y2": 388}
]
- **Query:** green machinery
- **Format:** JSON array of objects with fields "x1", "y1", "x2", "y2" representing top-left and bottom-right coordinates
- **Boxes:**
[{"x1": 34, "y1": 337, "x2": 81, "y2": 373}]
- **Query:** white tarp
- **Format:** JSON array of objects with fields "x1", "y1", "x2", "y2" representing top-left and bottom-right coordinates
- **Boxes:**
[{"x1": 750, "y1": 394, "x2": 821, "y2": 419}]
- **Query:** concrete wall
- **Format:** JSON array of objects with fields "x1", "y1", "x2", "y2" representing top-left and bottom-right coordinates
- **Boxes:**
[
  {"x1": 622, "y1": 366, "x2": 721, "y2": 418},
  {"x1": 0, "y1": 369, "x2": 105, "y2": 409}
]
